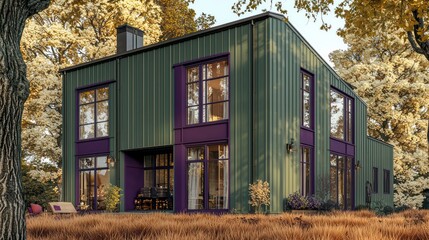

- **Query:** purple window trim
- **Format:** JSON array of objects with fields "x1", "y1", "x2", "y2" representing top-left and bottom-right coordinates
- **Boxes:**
[
  {"x1": 174, "y1": 53, "x2": 231, "y2": 213},
  {"x1": 330, "y1": 87, "x2": 354, "y2": 144},
  {"x1": 329, "y1": 138, "x2": 355, "y2": 156},
  {"x1": 300, "y1": 144, "x2": 315, "y2": 196},
  {"x1": 300, "y1": 69, "x2": 315, "y2": 130},
  {"x1": 74, "y1": 153, "x2": 110, "y2": 210},
  {"x1": 184, "y1": 142, "x2": 230, "y2": 212}
]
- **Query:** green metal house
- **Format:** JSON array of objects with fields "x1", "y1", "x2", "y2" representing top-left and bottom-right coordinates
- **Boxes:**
[{"x1": 61, "y1": 12, "x2": 393, "y2": 213}]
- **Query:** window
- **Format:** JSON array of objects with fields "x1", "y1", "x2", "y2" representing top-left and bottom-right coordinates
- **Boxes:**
[
  {"x1": 301, "y1": 71, "x2": 313, "y2": 129},
  {"x1": 187, "y1": 144, "x2": 229, "y2": 210},
  {"x1": 373, "y1": 167, "x2": 378, "y2": 193},
  {"x1": 79, "y1": 156, "x2": 110, "y2": 210},
  {"x1": 186, "y1": 59, "x2": 229, "y2": 124},
  {"x1": 383, "y1": 170, "x2": 390, "y2": 194},
  {"x1": 300, "y1": 146, "x2": 313, "y2": 196},
  {"x1": 143, "y1": 153, "x2": 174, "y2": 201},
  {"x1": 330, "y1": 154, "x2": 353, "y2": 209},
  {"x1": 79, "y1": 87, "x2": 109, "y2": 140},
  {"x1": 330, "y1": 89, "x2": 353, "y2": 142}
]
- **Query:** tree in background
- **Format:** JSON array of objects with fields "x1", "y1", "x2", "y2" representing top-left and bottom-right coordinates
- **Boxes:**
[
  {"x1": 0, "y1": 0, "x2": 50, "y2": 238},
  {"x1": 232, "y1": 0, "x2": 429, "y2": 61},
  {"x1": 330, "y1": 28, "x2": 429, "y2": 208}
]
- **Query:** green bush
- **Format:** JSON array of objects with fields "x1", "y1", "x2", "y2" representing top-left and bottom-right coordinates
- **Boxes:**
[{"x1": 104, "y1": 184, "x2": 122, "y2": 212}]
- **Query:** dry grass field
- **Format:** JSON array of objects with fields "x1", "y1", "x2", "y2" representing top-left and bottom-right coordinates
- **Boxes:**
[{"x1": 27, "y1": 210, "x2": 429, "y2": 240}]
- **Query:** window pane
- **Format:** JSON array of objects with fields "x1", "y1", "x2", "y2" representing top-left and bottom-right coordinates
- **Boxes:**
[
  {"x1": 187, "y1": 147, "x2": 205, "y2": 161},
  {"x1": 206, "y1": 78, "x2": 228, "y2": 103},
  {"x1": 347, "y1": 111, "x2": 353, "y2": 142},
  {"x1": 373, "y1": 168, "x2": 378, "y2": 193},
  {"x1": 96, "y1": 101, "x2": 109, "y2": 122},
  {"x1": 97, "y1": 122, "x2": 109, "y2": 137},
  {"x1": 79, "y1": 90, "x2": 95, "y2": 104},
  {"x1": 303, "y1": 91, "x2": 311, "y2": 128},
  {"x1": 206, "y1": 102, "x2": 228, "y2": 122},
  {"x1": 156, "y1": 169, "x2": 168, "y2": 188},
  {"x1": 187, "y1": 83, "x2": 199, "y2": 106},
  {"x1": 79, "y1": 104, "x2": 95, "y2": 124},
  {"x1": 303, "y1": 74, "x2": 310, "y2": 91},
  {"x1": 330, "y1": 90, "x2": 345, "y2": 140},
  {"x1": 96, "y1": 87, "x2": 109, "y2": 101},
  {"x1": 208, "y1": 160, "x2": 229, "y2": 209},
  {"x1": 96, "y1": 156, "x2": 108, "y2": 168},
  {"x1": 187, "y1": 162, "x2": 204, "y2": 210},
  {"x1": 80, "y1": 124, "x2": 95, "y2": 139},
  {"x1": 206, "y1": 60, "x2": 228, "y2": 79},
  {"x1": 187, "y1": 67, "x2": 199, "y2": 83},
  {"x1": 80, "y1": 157, "x2": 95, "y2": 169},
  {"x1": 337, "y1": 156, "x2": 344, "y2": 209},
  {"x1": 80, "y1": 170, "x2": 94, "y2": 210},
  {"x1": 208, "y1": 145, "x2": 229, "y2": 160},
  {"x1": 96, "y1": 169, "x2": 110, "y2": 210},
  {"x1": 301, "y1": 147, "x2": 311, "y2": 196},
  {"x1": 144, "y1": 155, "x2": 153, "y2": 168},
  {"x1": 330, "y1": 155, "x2": 337, "y2": 204},
  {"x1": 187, "y1": 106, "x2": 199, "y2": 125},
  {"x1": 144, "y1": 170, "x2": 154, "y2": 188}
]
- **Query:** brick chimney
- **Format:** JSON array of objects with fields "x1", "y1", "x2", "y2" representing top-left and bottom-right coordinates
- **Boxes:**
[{"x1": 116, "y1": 24, "x2": 144, "y2": 54}]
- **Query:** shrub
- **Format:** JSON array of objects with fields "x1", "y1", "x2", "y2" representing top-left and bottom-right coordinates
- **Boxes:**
[
  {"x1": 248, "y1": 180, "x2": 270, "y2": 214},
  {"x1": 285, "y1": 192, "x2": 308, "y2": 210},
  {"x1": 104, "y1": 184, "x2": 122, "y2": 212},
  {"x1": 319, "y1": 200, "x2": 338, "y2": 211},
  {"x1": 307, "y1": 196, "x2": 322, "y2": 210},
  {"x1": 395, "y1": 205, "x2": 411, "y2": 213}
]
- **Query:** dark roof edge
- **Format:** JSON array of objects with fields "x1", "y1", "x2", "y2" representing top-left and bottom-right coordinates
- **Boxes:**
[
  {"x1": 367, "y1": 136, "x2": 394, "y2": 148},
  {"x1": 60, "y1": 12, "x2": 284, "y2": 72}
]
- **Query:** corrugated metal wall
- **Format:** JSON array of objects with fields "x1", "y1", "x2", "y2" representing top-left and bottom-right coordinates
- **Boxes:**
[
  {"x1": 63, "y1": 14, "x2": 393, "y2": 212},
  {"x1": 62, "y1": 60, "x2": 117, "y2": 202}
]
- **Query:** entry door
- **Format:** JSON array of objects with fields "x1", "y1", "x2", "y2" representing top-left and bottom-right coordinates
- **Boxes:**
[{"x1": 330, "y1": 154, "x2": 354, "y2": 209}]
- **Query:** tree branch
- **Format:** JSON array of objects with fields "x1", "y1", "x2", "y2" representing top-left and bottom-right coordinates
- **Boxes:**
[
  {"x1": 26, "y1": 0, "x2": 50, "y2": 17},
  {"x1": 407, "y1": 31, "x2": 425, "y2": 54}
]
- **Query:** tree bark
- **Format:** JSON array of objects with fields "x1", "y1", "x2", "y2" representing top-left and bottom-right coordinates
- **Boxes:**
[{"x1": 0, "y1": 0, "x2": 50, "y2": 239}]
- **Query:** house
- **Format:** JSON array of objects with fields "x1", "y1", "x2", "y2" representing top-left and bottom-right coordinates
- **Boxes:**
[{"x1": 61, "y1": 12, "x2": 393, "y2": 213}]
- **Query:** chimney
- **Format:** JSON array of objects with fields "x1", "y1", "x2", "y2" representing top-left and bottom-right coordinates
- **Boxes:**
[{"x1": 116, "y1": 24, "x2": 144, "y2": 54}]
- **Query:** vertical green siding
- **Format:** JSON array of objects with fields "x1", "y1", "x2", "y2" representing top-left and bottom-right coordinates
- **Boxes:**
[
  {"x1": 62, "y1": 61, "x2": 117, "y2": 204},
  {"x1": 63, "y1": 14, "x2": 393, "y2": 212}
]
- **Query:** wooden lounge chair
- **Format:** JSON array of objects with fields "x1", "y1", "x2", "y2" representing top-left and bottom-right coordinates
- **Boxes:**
[{"x1": 48, "y1": 202, "x2": 77, "y2": 214}]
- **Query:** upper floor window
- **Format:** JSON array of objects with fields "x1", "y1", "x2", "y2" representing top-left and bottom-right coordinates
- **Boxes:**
[
  {"x1": 186, "y1": 59, "x2": 229, "y2": 125},
  {"x1": 79, "y1": 87, "x2": 109, "y2": 140},
  {"x1": 373, "y1": 167, "x2": 378, "y2": 193},
  {"x1": 301, "y1": 71, "x2": 313, "y2": 129},
  {"x1": 330, "y1": 89, "x2": 353, "y2": 142}
]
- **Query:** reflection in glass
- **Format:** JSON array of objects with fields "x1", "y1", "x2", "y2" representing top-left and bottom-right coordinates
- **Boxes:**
[
  {"x1": 96, "y1": 122, "x2": 108, "y2": 137},
  {"x1": 80, "y1": 124, "x2": 95, "y2": 139},
  {"x1": 187, "y1": 83, "x2": 199, "y2": 106},
  {"x1": 303, "y1": 91, "x2": 311, "y2": 128},
  {"x1": 187, "y1": 106, "x2": 199, "y2": 125},
  {"x1": 208, "y1": 160, "x2": 228, "y2": 209},
  {"x1": 96, "y1": 169, "x2": 110, "y2": 210},
  {"x1": 208, "y1": 144, "x2": 229, "y2": 160},
  {"x1": 188, "y1": 162, "x2": 204, "y2": 210},
  {"x1": 144, "y1": 170, "x2": 154, "y2": 188},
  {"x1": 301, "y1": 147, "x2": 311, "y2": 196},
  {"x1": 96, "y1": 87, "x2": 109, "y2": 101},
  {"x1": 330, "y1": 90, "x2": 345, "y2": 139},
  {"x1": 330, "y1": 154, "x2": 353, "y2": 210},
  {"x1": 346, "y1": 157, "x2": 352, "y2": 210},
  {"x1": 80, "y1": 157, "x2": 95, "y2": 169},
  {"x1": 187, "y1": 67, "x2": 199, "y2": 83},
  {"x1": 80, "y1": 104, "x2": 95, "y2": 124},
  {"x1": 337, "y1": 156, "x2": 344, "y2": 209},
  {"x1": 206, "y1": 78, "x2": 228, "y2": 103},
  {"x1": 187, "y1": 147, "x2": 205, "y2": 161},
  {"x1": 206, "y1": 102, "x2": 228, "y2": 122},
  {"x1": 205, "y1": 60, "x2": 228, "y2": 79},
  {"x1": 330, "y1": 154, "x2": 337, "y2": 204},
  {"x1": 80, "y1": 170, "x2": 94, "y2": 209},
  {"x1": 96, "y1": 101, "x2": 109, "y2": 122},
  {"x1": 96, "y1": 156, "x2": 108, "y2": 168},
  {"x1": 79, "y1": 90, "x2": 95, "y2": 104}
]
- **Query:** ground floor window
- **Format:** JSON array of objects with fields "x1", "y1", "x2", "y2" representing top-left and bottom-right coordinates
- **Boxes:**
[
  {"x1": 383, "y1": 170, "x2": 390, "y2": 194},
  {"x1": 330, "y1": 154, "x2": 353, "y2": 210},
  {"x1": 187, "y1": 144, "x2": 229, "y2": 210},
  {"x1": 79, "y1": 156, "x2": 110, "y2": 210},
  {"x1": 300, "y1": 146, "x2": 313, "y2": 196}
]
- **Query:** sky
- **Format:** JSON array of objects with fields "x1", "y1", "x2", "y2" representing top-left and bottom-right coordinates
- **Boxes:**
[{"x1": 190, "y1": 0, "x2": 347, "y2": 66}]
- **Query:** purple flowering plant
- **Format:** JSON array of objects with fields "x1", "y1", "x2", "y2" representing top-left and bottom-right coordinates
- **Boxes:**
[{"x1": 286, "y1": 192, "x2": 322, "y2": 210}]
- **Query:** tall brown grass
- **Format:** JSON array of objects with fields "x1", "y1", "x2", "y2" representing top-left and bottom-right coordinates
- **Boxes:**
[{"x1": 27, "y1": 210, "x2": 429, "y2": 240}]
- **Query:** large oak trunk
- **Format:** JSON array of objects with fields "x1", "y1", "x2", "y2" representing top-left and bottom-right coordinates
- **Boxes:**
[{"x1": 0, "y1": 1, "x2": 50, "y2": 239}]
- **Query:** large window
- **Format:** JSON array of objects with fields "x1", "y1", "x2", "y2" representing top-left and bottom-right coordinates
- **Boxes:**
[
  {"x1": 301, "y1": 71, "x2": 313, "y2": 129},
  {"x1": 373, "y1": 167, "x2": 379, "y2": 193},
  {"x1": 79, "y1": 156, "x2": 110, "y2": 210},
  {"x1": 300, "y1": 146, "x2": 313, "y2": 196},
  {"x1": 79, "y1": 87, "x2": 109, "y2": 140},
  {"x1": 383, "y1": 169, "x2": 390, "y2": 194},
  {"x1": 330, "y1": 89, "x2": 353, "y2": 142},
  {"x1": 330, "y1": 154, "x2": 353, "y2": 209},
  {"x1": 187, "y1": 144, "x2": 229, "y2": 210},
  {"x1": 143, "y1": 153, "x2": 174, "y2": 193},
  {"x1": 186, "y1": 59, "x2": 229, "y2": 124}
]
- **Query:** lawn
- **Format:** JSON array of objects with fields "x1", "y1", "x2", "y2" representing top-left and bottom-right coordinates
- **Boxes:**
[{"x1": 27, "y1": 210, "x2": 429, "y2": 240}]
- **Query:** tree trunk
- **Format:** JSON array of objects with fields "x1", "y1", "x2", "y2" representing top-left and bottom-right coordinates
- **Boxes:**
[{"x1": 0, "y1": 1, "x2": 50, "y2": 239}]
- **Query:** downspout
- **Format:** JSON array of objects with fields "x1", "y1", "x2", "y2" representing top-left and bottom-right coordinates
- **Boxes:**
[{"x1": 251, "y1": 19, "x2": 255, "y2": 190}]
